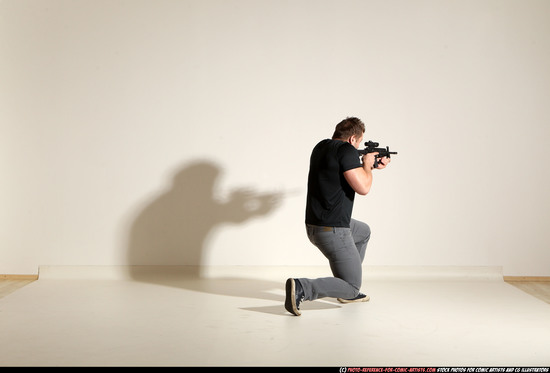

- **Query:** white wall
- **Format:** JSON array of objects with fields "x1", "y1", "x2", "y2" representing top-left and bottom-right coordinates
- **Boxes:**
[{"x1": 2, "y1": 0, "x2": 549, "y2": 276}]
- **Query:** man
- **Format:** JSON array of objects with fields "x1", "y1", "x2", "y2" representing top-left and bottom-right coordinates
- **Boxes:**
[{"x1": 285, "y1": 117, "x2": 391, "y2": 316}]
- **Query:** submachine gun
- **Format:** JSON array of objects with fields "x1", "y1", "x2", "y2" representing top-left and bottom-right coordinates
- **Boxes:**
[{"x1": 358, "y1": 141, "x2": 398, "y2": 168}]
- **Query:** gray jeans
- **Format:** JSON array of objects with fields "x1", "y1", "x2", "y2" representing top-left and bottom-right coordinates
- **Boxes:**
[{"x1": 299, "y1": 219, "x2": 371, "y2": 301}]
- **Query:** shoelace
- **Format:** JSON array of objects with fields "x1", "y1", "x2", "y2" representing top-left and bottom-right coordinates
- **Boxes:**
[{"x1": 297, "y1": 294, "x2": 305, "y2": 309}]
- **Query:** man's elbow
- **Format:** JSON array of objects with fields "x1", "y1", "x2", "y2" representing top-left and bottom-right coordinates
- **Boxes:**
[
  {"x1": 344, "y1": 169, "x2": 372, "y2": 196},
  {"x1": 355, "y1": 186, "x2": 371, "y2": 196}
]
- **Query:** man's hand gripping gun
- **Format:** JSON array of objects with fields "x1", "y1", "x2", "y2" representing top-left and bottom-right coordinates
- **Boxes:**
[{"x1": 358, "y1": 141, "x2": 398, "y2": 168}]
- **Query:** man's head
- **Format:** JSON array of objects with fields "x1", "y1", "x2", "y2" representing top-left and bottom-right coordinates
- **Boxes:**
[{"x1": 332, "y1": 117, "x2": 365, "y2": 149}]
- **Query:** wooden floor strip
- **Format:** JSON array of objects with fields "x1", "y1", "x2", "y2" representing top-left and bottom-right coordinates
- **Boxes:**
[
  {"x1": 503, "y1": 276, "x2": 550, "y2": 282},
  {"x1": 0, "y1": 274, "x2": 39, "y2": 280}
]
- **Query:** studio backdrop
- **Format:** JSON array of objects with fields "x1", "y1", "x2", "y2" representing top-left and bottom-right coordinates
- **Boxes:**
[{"x1": 1, "y1": 0, "x2": 549, "y2": 276}]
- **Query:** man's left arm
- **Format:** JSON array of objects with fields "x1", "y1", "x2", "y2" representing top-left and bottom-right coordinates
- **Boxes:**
[{"x1": 375, "y1": 157, "x2": 391, "y2": 169}]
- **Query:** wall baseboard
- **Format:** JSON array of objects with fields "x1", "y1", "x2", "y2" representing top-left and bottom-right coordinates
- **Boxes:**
[{"x1": 35, "y1": 265, "x2": 505, "y2": 281}]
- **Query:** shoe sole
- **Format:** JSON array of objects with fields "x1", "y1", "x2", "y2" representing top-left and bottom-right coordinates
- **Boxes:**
[
  {"x1": 337, "y1": 295, "x2": 370, "y2": 304},
  {"x1": 285, "y1": 278, "x2": 301, "y2": 316}
]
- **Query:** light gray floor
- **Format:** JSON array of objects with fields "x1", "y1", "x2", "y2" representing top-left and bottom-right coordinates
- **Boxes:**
[{"x1": 1, "y1": 266, "x2": 549, "y2": 367}]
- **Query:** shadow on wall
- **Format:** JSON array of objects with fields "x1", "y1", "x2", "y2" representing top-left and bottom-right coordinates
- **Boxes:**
[{"x1": 126, "y1": 160, "x2": 283, "y2": 274}]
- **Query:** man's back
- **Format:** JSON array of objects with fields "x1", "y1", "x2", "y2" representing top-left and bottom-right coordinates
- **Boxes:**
[{"x1": 305, "y1": 139, "x2": 361, "y2": 228}]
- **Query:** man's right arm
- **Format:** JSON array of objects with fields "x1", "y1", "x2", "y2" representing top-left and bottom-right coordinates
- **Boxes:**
[{"x1": 343, "y1": 152, "x2": 377, "y2": 196}]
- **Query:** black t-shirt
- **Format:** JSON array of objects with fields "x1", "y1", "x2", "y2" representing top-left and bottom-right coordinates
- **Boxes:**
[{"x1": 305, "y1": 139, "x2": 362, "y2": 228}]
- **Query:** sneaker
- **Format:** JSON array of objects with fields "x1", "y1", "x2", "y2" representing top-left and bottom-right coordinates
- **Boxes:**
[
  {"x1": 285, "y1": 278, "x2": 305, "y2": 316},
  {"x1": 337, "y1": 292, "x2": 370, "y2": 304}
]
